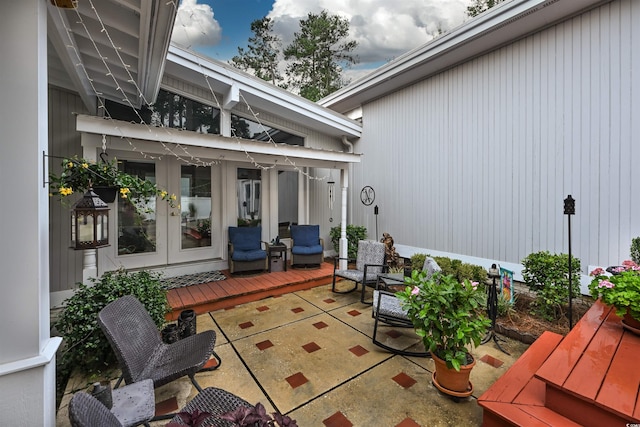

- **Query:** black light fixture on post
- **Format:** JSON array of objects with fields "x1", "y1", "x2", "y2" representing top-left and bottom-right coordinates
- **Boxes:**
[
  {"x1": 564, "y1": 195, "x2": 575, "y2": 329},
  {"x1": 71, "y1": 187, "x2": 110, "y2": 250},
  {"x1": 481, "y1": 263, "x2": 509, "y2": 354}
]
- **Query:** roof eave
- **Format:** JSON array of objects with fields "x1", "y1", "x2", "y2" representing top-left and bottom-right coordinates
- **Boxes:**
[{"x1": 320, "y1": 0, "x2": 612, "y2": 113}]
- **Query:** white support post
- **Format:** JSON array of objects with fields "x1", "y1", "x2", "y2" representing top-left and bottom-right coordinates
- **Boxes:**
[{"x1": 339, "y1": 168, "x2": 349, "y2": 270}]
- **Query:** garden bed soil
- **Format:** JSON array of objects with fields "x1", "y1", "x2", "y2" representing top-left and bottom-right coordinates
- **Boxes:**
[{"x1": 496, "y1": 293, "x2": 593, "y2": 343}]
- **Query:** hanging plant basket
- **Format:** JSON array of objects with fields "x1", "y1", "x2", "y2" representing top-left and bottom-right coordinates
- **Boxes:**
[{"x1": 92, "y1": 186, "x2": 119, "y2": 203}]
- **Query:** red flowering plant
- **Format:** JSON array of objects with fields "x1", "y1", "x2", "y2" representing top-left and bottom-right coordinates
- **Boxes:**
[{"x1": 589, "y1": 260, "x2": 640, "y2": 321}]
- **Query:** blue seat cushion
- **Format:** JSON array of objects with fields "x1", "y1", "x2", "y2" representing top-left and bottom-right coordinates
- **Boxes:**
[
  {"x1": 229, "y1": 226, "x2": 262, "y2": 251},
  {"x1": 291, "y1": 244, "x2": 323, "y2": 255},
  {"x1": 232, "y1": 249, "x2": 266, "y2": 262},
  {"x1": 291, "y1": 225, "x2": 319, "y2": 247}
]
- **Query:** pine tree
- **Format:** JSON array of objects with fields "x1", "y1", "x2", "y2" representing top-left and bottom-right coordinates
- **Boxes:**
[
  {"x1": 467, "y1": 0, "x2": 506, "y2": 18},
  {"x1": 230, "y1": 17, "x2": 283, "y2": 86},
  {"x1": 283, "y1": 10, "x2": 358, "y2": 102}
]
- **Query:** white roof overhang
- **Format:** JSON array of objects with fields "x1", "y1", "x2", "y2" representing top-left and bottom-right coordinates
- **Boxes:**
[
  {"x1": 76, "y1": 114, "x2": 361, "y2": 169},
  {"x1": 320, "y1": 0, "x2": 612, "y2": 113},
  {"x1": 165, "y1": 45, "x2": 362, "y2": 140},
  {"x1": 47, "y1": 0, "x2": 177, "y2": 111}
]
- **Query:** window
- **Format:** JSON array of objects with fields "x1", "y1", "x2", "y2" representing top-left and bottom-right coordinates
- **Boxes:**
[
  {"x1": 117, "y1": 161, "x2": 157, "y2": 255},
  {"x1": 231, "y1": 114, "x2": 303, "y2": 146},
  {"x1": 180, "y1": 165, "x2": 212, "y2": 249},
  {"x1": 149, "y1": 89, "x2": 220, "y2": 134}
]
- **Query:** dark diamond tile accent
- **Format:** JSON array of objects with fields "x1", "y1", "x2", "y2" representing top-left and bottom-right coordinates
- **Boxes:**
[
  {"x1": 313, "y1": 321, "x2": 329, "y2": 329},
  {"x1": 256, "y1": 305, "x2": 270, "y2": 312},
  {"x1": 285, "y1": 372, "x2": 308, "y2": 389},
  {"x1": 323, "y1": 411, "x2": 353, "y2": 427},
  {"x1": 396, "y1": 418, "x2": 421, "y2": 427},
  {"x1": 291, "y1": 307, "x2": 304, "y2": 314},
  {"x1": 155, "y1": 396, "x2": 178, "y2": 416},
  {"x1": 392, "y1": 372, "x2": 417, "y2": 389},
  {"x1": 480, "y1": 354, "x2": 504, "y2": 368},
  {"x1": 256, "y1": 340, "x2": 274, "y2": 351},
  {"x1": 303, "y1": 342, "x2": 321, "y2": 353},
  {"x1": 347, "y1": 310, "x2": 361, "y2": 317},
  {"x1": 238, "y1": 321, "x2": 254, "y2": 329},
  {"x1": 386, "y1": 329, "x2": 402, "y2": 338},
  {"x1": 349, "y1": 345, "x2": 369, "y2": 357},
  {"x1": 323, "y1": 298, "x2": 336, "y2": 304}
]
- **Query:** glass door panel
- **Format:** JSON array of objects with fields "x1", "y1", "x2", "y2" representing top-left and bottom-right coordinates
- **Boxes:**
[
  {"x1": 180, "y1": 165, "x2": 212, "y2": 249},
  {"x1": 237, "y1": 168, "x2": 261, "y2": 226}
]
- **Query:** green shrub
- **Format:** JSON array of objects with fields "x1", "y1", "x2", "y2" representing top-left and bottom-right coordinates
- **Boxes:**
[
  {"x1": 409, "y1": 253, "x2": 487, "y2": 283},
  {"x1": 631, "y1": 237, "x2": 640, "y2": 264},
  {"x1": 329, "y1": 224, "x2": 367, "y2": 259},
  {"x1": 521, "y1": 251, "x2": 581, "y2": 321},
  {"x1": 54, "y1": 269, "x2": 169, "y2": 376}
]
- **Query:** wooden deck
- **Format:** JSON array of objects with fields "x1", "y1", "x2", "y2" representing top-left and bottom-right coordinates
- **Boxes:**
[
  {"x1": 165, "y1": 261, "x2": 335, "y2": 321},
  {"x1": 479, "y1": 300, "x2": 640, "y2": 426}
]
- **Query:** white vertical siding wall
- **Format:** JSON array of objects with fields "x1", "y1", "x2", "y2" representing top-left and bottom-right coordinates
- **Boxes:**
[
  {"x1": 353, "y1": 0, "x2": 639, "y2": 271},
  {"x1": 48, "y1": 87, "x2": 88, "y2": 295}
]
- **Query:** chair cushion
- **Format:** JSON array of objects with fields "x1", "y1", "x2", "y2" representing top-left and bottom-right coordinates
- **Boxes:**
[
  {"x1": 232, "y1": 248, "x2": 266, "y2": 262},
  {"x1": 355, "y1": 240, "x2": 385, "y2": 273},
  {"x1": 334, "y1": 269, "x2": 364, "y2": 283},
  {"x1": 291, "y1": 225, "x2": 319, "y2": 247},
  {"x1": 229, "y1": 226, "x2": 262, "y2": 251},
  {"x1": 373, "y1": 290, "x2": 410, "y2": 320},
  {"x1": 291, "y1": 244, "x2": 323, "y2": 255}
]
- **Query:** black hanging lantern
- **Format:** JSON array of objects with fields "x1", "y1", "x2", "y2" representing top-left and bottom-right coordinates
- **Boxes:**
[{"x1": 71, "y1": 188, "x2": 110, "y2": 250}]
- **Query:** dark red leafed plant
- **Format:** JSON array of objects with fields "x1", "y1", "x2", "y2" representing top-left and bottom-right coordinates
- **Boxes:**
[
  {"x1": 219, "y1": 403, "x2": 298, "y2": 427},
  {"x1": 166, "y1": 409, "x2": 212, "y2": 427}
]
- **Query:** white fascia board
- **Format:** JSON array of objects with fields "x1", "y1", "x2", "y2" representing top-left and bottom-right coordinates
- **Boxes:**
[
  {"x1": 76, "y1": 114, "x2": 361, "y2": 165},
  {"x1": 321, "y1": 0, "x2": 609, "y2": 111},
  {"x1": 166, "y1": 45, "x2": 362, "y2": 138}
]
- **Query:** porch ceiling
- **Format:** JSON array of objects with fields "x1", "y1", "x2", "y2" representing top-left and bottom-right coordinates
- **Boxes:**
[
  {"x1": 47, "y1": 0, "x2": 177, "y2": 111},
  {"x1": 76, "y1": 114, "x2": 361, "y2": 169}
]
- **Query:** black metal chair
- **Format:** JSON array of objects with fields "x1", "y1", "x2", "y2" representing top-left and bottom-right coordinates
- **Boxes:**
[
  {"x1": 331, "y1": 240, "x2": 386, "y2": 304},
  {"x1": 98, "y1": 295, "x2": 219, "y2": 393},
  {"x1": 372, "y1": 257, "x2": 441, "y2": 356}
]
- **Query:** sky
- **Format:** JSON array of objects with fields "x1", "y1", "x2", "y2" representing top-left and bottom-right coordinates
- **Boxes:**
[{"x1": 171, "y1": 0, "x2": 471, "y2": 82}]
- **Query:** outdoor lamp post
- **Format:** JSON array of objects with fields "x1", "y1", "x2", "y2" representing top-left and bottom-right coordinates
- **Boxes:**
[
  {"x1": 71, "y1": 188, "x2": 110, "y2": 250},
  {"x1": 564, "y1": 195, "x2": 575, "y2": 329}
]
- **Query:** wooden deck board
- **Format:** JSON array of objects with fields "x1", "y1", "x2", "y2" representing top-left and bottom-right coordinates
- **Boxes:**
[
  {"x1": 563, "y1": 309, "x2": 623, "y2": 399},
  {"x1": 535, "y1": 300, "x2": 612, "y2": 386},
  {"x1": 597, "y1": 331, "x2": 640, "y2": 418},
  {"x1": 165, "y1": 262, "x2": 335, "y2": 320}
]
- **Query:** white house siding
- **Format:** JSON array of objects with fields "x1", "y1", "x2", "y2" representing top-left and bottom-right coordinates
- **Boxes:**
[
  {"x1": 48, "y1": 86, "x2": 88, "y2": 296},
  {"x1": 351, "y1": 0, "x2": 639, "y2": 272}
]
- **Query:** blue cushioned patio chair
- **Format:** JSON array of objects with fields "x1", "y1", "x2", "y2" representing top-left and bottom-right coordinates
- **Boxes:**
[
  {"x1": 332, "y1": 240, "x2": 386, "y2": 304},
  {"x1": 290, "y1": 224, "x2": 324, "y2": 268},
  {"x1": 228, "y1": 226, "x2": 269, "y2": 274},
  {"x1": 371, "y1": 256, "x2": 442, "y2": 356}
]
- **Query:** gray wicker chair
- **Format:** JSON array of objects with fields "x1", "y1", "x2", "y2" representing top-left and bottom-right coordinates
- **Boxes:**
[
  {"x1": 98, "y1": 295, "x2": 218, "y2": 393},
  {"x1": 68, "y1": 391, "x2": 127, "y2": 427},
  {"x1": 169, "y1": 387, "x2": 254, "y2": 426},
  {"x1": 371, "y1": 257, "x2": 442, "y2": 356},
  {"x1": 69, "y1": 385, "x2": 253, "y2": 427},
  {"x1": 332, "y1": 240, "x2": 387, "y2": 304}
]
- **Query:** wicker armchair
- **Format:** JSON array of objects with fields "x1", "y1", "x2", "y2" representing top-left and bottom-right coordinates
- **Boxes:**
[
  {"x1": 290, "y1": 224, "x2": 324, "y2": 267},
  {"x1": 372, "y1": 257, "x2": 442, "y2": 356},
  {"x1": 98, "y1": 295, "x2": 219, "y2": 393},
  {"x1": 331, "y1": 240, "x2": 386, "y2": 304},
  {"x1": 228, "y1": 226, "x2": 269, "y2": 274}
]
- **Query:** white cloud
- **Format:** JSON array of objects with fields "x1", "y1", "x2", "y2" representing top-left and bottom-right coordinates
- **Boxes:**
[
  {"x1": 171, "y1": 0, "x2": 222, "y2": 48},
  {"x1": 267, "y1": 0, "x2": 468, "y2": 68}
]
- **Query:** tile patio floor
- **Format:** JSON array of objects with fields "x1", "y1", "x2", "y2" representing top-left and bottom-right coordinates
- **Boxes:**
[{"x1": 56, "y1": 282, "x2": 530, "y2": 426}]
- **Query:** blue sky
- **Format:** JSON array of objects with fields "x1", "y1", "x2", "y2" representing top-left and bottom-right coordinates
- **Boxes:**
[{"x1": 171, "y1": 0, "x2": 471, "y2": 79}]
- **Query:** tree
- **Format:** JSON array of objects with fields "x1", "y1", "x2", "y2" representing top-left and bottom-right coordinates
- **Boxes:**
[
  {"x1": 467, "y1": 0, "x2": 506, "y2": 18},
  {"x1": 283, "y1": 10, "x2": 358, "y2": 102},
  {"x1": 230, "y1": 17, "x2": 283, "y2": 86}
]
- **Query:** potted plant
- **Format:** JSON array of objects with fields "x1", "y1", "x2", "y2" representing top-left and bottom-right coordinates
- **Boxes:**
[
  {"x1": 49, "y1": 155, "x2": 178, "y2": 211},
  {"x1": 589, "y1": 260, "x2": 640, "y2": 334},
  {"x1": 167, "y1": 403, "x2": 298, "y2": 427},
  {"x1": 396, "y1": 271, "x2": 491, "y2": 396}
]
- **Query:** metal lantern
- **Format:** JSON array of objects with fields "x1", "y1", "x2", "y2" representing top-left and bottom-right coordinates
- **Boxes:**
[{"x1": 71, "y1": 189, "x2": 110, "y2": 250}]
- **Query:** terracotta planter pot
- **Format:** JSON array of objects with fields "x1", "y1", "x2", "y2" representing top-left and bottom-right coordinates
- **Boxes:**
[
  {"x1": 621, "y1": 309, "x2": 640, "y2": 336},
  {"x1": 431, "y1": 351, "x2": 475, "y2": 397}
]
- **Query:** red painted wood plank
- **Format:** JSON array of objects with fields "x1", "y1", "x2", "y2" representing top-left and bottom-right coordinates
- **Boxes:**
[
  {"x1": 481, "y1": 402, "x2": 572, "y2": 427},
  {"x1": 512, "y1": 377, "x2": 546, "y2": 406},
  {"x1": 563, "y1": 309, "x2": 624, "y2": 399},
  {"x1": 596, "y1": 332, "x2": 640, "y2": 420},
  {"x1": 536, "y1": 301, "x2": 613, "y2": 387},
  {"x1": 478, "y1": 331, "x2": 563, "y2": 404}
]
